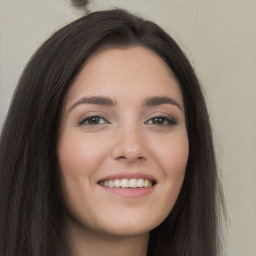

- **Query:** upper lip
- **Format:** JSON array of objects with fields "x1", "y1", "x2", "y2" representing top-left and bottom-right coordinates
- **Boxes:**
[{"x1": 98, "y1": 172, "x2": 157, "y2": 184}]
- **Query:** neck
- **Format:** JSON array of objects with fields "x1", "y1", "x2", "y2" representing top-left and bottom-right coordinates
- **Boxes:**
[{"x1": 64, "y1": 220, "x2": 149, "y2": 256}]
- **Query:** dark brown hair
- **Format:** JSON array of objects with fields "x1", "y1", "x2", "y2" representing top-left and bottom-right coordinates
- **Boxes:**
[{"x1": 0, "y1": 9, "x2": 225, "y2": 256}]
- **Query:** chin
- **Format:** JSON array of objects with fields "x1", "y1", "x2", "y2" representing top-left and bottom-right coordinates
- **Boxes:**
[
  {"x1": 93, "y1": 211, "x2": 169, "y2": 238},
  {"x1": 66, "y1": 207, "x2": 166, "y2": 239},
  {"x1": 95, "y1": 223, "x2": 152, "y2": 238}
]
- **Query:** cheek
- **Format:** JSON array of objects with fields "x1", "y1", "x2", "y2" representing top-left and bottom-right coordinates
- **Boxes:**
[
  {"x1": 152, "y1": 131, "x2": 189, "y2": 204},
  {"x1": 57, "y1": 132, "x2": 109, "y2": 224},
  {"x1": 165, "y1": 138, "x2": 188, "y2": 188},
  {"x1": 58, "y1": 132, "x2": 107, "y2": 177},
  {"x1": 154, "y1": 131, "x2": 189, "y2": 175},
  {"x1": 57, "y1": 132, "x2": 102, "y2": 201}
]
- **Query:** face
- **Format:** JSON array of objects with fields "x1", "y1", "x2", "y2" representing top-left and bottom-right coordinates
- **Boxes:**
[{"x1": 58, "y1": 46, "x2": 189, "y2": 238}]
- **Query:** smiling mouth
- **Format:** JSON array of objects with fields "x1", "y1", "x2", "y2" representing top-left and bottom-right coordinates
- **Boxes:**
[{"x1": 99, "y1": 178, "x2": 156, "y2": 188}]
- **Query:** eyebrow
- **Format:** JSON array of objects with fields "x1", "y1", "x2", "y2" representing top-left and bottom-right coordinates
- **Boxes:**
[
  {"x1": 143, "y1": 96, "x2": 183, "y2": 112},
  {"x1": 69, "y1": 96, "x2": 116, "y2": 112},
  {"x1": 69, "y1": 95, "x2": 183, "y2": 112}
]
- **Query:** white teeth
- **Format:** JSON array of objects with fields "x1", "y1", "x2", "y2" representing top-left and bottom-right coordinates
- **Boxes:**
[
  {"x1": 137, "y1": 179, "x2": 144, "y2": 188},
  {"x1": 114, "y1": 179, "x2": 121, "y2": 187},
  {"x1": 103, "y1": 180, "x2": 109, "y2": 187},
  {"x1": 129, "y1": 179, "x2": 137, "y2": 188},
  {"x1": 109, "y1": 180, "x2": 114, "y2": 188},
  {"x1": 101, "y1": 178, "x2": 154, "y2": 188},
  {"x1": 120, "y1": 179, "x2": 129, "y2": 188},
  {"x1": 144, "y1": 179, "x2": 149, "y2": 188}
]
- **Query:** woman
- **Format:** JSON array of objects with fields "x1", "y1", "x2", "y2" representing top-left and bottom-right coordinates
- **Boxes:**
[{"x1": 0, "y1": 9, "x2": 225, "y2": 256}]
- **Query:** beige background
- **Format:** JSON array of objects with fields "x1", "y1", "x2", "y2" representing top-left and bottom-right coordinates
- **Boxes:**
[{"x1": 0, "y1": 0, "x2": 255, "y2": 255}]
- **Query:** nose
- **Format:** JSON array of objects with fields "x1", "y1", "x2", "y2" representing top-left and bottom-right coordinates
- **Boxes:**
[{"x1": 111, "y1": 126, "x2": 147, "y2": 163}]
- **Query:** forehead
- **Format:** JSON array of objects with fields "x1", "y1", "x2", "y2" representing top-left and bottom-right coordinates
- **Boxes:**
[{"x1": 66, "y1": 46, "x2": 183, "y2": 105}]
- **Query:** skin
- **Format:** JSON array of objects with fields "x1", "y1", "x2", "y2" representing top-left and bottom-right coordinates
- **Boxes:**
[{"x1": 58, "y1": 46, "x2": 189, "y2": 256}]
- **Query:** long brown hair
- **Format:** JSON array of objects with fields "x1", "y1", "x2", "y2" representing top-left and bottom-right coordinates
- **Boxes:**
[{"x1": 0, "y1": 9, "x2": 225, "y2": 256}]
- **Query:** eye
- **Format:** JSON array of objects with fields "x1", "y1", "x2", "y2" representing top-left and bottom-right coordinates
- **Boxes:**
[
  {"x1": 145, "y1": 115, "x2": 177, "y2": 126},
  {"x1": 79, "y1": 115, "x2": 109, "y2": 125}
]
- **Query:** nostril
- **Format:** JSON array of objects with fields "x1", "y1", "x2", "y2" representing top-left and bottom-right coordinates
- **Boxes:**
[{"x1": 118, "y1": 155, "x2": 126, "y2": 159}]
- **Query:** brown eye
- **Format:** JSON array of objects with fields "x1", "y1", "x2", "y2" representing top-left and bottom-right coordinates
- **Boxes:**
[
  {"x1": 152, "y1": 117, "x2": 166, "y2": 125},
  {"x1": 79, "y1": 116, "x2": 108, "y2": 125},
  {"x1": 146, "y1": 116, "x2": 177, "y2": 126}
]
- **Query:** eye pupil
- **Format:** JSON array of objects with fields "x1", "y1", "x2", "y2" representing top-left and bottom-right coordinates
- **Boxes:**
[
  {"x1": 153, "y1": 117, "x2": 165, "y2": 125},
  {"x1": 88, "y1": 116, "x2": 100, "y2": 124}
]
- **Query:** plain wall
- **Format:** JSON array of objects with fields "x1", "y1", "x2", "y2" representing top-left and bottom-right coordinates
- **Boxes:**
[{"x1": 0, "y1": 0, "x2": 255, "y2": 255}]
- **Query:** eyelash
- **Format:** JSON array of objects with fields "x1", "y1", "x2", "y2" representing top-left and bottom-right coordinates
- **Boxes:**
[
  {"x1": 145, "y1": 115, "x2": 177, "y2": 126},
  {"x1": 79, "y1": 115, "x2": 177, "y2": 127},
  {"x1": 79, "y1": 115, "x2": 109, "y2": 126}
]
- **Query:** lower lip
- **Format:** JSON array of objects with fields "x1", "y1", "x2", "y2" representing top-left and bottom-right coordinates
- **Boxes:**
[{"x1": 99, "y1": 185, "x2": 155, "y2": 197}]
